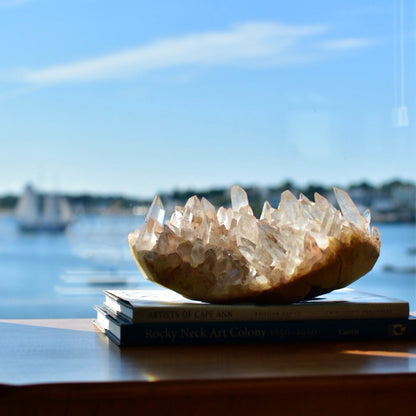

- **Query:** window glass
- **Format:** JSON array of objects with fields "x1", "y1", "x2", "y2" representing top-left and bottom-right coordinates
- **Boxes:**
[{"x1": 0, "y1": 0, "x2": 414, "y2": 317}]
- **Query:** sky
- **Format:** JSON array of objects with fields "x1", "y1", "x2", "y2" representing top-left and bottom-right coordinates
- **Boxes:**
[{"x1": 0, "y1": 0, "x2": 415, "y2": 199}]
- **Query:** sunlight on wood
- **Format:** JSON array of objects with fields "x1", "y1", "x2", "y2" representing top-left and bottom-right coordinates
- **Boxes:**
[
  {"x1": 342, "y1": 349, "x2": 416, "y2": 359},
  {"x1": 0, "y1": 318, "x2": 95, "y2": 332}
]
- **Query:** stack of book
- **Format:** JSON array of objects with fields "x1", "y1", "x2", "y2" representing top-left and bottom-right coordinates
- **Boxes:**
[{"x1": 94, "y1": 287, "x2": 416, "y2": 346}]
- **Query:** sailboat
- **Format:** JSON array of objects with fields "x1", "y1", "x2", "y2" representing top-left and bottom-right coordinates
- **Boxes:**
[{"x1": 15, "y1": 184, "x2": 73, "y2": 232}]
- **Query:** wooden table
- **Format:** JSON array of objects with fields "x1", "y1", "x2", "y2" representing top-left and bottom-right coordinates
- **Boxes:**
[{"x1": 1, "y1": 319, "x2": 416, "y2": 415}]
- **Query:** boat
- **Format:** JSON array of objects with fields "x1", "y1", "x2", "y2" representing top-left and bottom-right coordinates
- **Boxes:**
[{"x1": 15, "y1": 184, "x2": 73, "y2": 232}]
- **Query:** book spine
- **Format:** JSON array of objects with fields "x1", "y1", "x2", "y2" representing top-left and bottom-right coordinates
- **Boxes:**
[
  {"x1": 116, "y1": 318, "x2": 415, "y2": 346},
  {"x1": 102, "y1": 296, "x2": 409, "y2": 324},
  {"x1": 123, "y1": 304, "x2": 409, "y2": 323}
]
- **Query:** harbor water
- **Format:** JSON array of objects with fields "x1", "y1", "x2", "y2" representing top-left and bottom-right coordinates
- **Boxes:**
[{"x1": 0, "y1": 213, "x2": 415, "y2": 318}]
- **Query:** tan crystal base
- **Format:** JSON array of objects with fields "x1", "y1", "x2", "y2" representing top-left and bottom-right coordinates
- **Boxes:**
[{"x1": 129, "y1": 186, "x2": 380, "y2": 304}]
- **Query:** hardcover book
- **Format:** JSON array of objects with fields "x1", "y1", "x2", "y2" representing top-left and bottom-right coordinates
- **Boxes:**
[
  {"x1": 94, "y1": 305, "x2": 416, "y2": 347},
  {"x1": 102, "y1": 288, "x2": 410, "y2": 324}
]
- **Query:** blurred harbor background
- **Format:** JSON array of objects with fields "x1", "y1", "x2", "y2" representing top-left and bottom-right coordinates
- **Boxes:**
[{"x1": 0, "y1": 181, "x2": 414, "y2": 318}]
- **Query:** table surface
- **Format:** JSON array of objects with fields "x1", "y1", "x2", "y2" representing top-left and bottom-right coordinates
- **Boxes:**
[
  {"x1": 0, "y1": 318, "x2": 416, "y2": 384},
  {"x1": 1, "y1": 318, "x2": 416, "y2": 415}
]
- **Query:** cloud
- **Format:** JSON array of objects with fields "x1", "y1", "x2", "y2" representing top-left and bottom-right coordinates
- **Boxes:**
[
  {"x1": 17, "y1": 22, "x2": 378, "y2": 86},
  {"x1": 0, "y1": 0, "x2": 32, "y2": 8},
  {"x1": 322, "y1": 37, "x2": 379, "y2": 50},
  {"x1": 21, "y1": 22, "x2": 327, "y2": 85}
]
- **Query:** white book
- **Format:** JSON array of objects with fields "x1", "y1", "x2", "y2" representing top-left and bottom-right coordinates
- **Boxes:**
[{"x1": 102, "y1": 287, "x2": 410, "y2": 323}]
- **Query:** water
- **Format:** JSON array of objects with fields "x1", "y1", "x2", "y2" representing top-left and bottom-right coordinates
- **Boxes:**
[
  {"x1": 350, "y1": 223, "x2": 416, "y2": 310},
  {"x1": 0, "y1": 213, "x2": 149, "y2": 318},
  {"x1": 0, "y1": 214, "x2": 415, "y2": 318}
]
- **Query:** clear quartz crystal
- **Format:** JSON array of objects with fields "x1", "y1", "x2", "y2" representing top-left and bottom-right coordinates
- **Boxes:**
[
  {"x1": 201, "y1": 197, "x2": 217, "y2": 222},
  {"x1": 129, "y1": 185, "x2": 380, "y2": 303},
  {"x1": 334, "y1": 187, "x2": 366, "y2": 230},
  {"x1": 136, "y1": 195, "x2": 165, "y2": 250},
  {"x1": 236, "y1": 212, "x2": 258, "y2": 247},
  {"x1": 260, "y1": 200, "x2": 272, "y2": 221},
  {"x1": 231, "y1": 185, "x2": 253, "y2": 215},
  {"x1": 362, "y1": 208, "x2": 371, "y2": 232},
  {"x1": 217, "y1": 206, "x2": 233, "y2": 229}
]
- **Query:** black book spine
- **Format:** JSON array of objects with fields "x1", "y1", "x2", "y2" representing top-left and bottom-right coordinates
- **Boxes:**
[{"x1": 116, "y1": 318, "x2": 415, "y2": 346}]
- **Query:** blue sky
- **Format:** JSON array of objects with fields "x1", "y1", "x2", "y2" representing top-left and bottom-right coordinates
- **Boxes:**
[{"x1": 0, "y1": 0, "x2": 415, "y2": 198}]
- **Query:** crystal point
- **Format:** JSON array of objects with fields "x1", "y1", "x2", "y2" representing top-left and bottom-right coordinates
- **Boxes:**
[
  {"x1": 145, "y1": 195, "x2": 165, "y2": 225},
  {"x1": 260, "y1": 201, "x2": 272, "y2": 221},
  {"x1": 231, "y1": 185, "x2": 253, "y2": 215},
  {"x1": 135, "y1": 195, "x2": 165, "y2": 251},
  {"x1": 333, "y1": 187, "x2": 365, "y2": 229}
]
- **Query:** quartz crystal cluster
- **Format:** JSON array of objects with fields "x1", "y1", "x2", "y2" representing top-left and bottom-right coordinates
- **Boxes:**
[{"x1": 128, "y1": 186, "x2": 381, "y2": 303}]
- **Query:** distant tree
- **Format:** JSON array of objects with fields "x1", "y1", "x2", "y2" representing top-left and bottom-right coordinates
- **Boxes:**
[
  {"x1": 171, "y1": 189, "x2": 197, "y2": 201},
  {"x1": 348, "y1": 181, "x2": 374, "y2": 191},
  {"x1": 0, "y1": 195, "x2": 18, "y2": 210},
  {"x1": 380, "y1": 179, "x2": 414, "y2": 193},
  {"x1": 302, "y1": 184, "x2": 329, "y2": 200}
]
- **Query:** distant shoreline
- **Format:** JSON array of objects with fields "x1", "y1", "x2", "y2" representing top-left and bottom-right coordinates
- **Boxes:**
[
  {"x1": 0, "y1": 209, "x2": 414, "y2": 224},
  {"x1": 1, "y1": 178, "x2": 415, "y2": 223}
]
